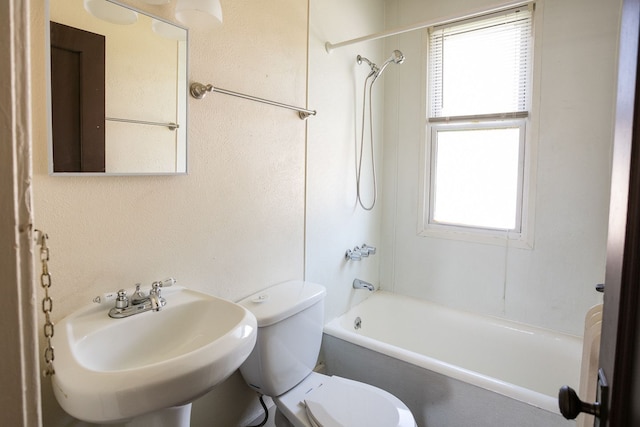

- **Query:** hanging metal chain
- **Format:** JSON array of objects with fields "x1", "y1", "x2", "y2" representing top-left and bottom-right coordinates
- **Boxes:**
[{"x1": 35, "y1": 230, "x2": 55, "y2": 377}]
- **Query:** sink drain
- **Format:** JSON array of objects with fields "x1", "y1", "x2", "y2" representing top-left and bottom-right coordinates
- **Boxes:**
[{"x1": 354, "y1": 316, "x2": 362, "y2": 330}]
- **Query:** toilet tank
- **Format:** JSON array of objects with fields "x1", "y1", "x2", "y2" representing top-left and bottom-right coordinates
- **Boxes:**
[{"x1": 239, "y1": 280, "x2": 326, "y2": 397}]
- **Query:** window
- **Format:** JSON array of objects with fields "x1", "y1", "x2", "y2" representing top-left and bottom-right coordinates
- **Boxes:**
[{"x1": 422, "y1": 5, "x2": 533, "y2": 243}]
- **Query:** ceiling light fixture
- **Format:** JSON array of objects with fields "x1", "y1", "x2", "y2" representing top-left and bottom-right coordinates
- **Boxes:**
[
  {"x1": 175, "y1": 0, "x2": 223, "y2": 32},
  {"x1": 152, "y1": 18, "x2": 187, "y2": 40},
  {"x1": 83, "y1": 0, "x2": 138, "y2": 25}
]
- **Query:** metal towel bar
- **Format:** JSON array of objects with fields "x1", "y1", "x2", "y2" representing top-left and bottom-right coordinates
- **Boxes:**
[
  {"x1": 189, "y1": 82, "x2": 316, "y2": 120},
  {"x1": 106, "y1": 117, "x2": 179, "y2": 131}
]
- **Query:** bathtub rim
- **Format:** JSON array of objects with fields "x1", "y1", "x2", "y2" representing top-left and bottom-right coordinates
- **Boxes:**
[{"x1": 323, "y1": 293, "x2": 581, "y2": 415}]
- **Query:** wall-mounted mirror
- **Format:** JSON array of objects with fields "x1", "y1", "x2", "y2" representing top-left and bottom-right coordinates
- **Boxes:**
[{"x1": 48, "y1": 0, "x2": 188, "y2": 175}]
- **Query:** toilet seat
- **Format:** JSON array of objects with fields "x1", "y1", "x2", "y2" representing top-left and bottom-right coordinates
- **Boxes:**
[
  {"x1": 274, "y1": 373, "x2": 416, "y2": 427},
  {"x1": 303, "y1": 377, "x2": 403, "y2": 427}
]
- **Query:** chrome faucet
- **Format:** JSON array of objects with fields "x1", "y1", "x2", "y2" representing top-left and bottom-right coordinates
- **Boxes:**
[
  {"x1": 108, "y1": 278, "x2": 175, "y2": 318},
  {"x1": 353, "y1": 278, "x2": 375, "y2": 291}
]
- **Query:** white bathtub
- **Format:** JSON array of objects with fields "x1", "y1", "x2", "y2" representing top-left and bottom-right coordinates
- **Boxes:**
[{"x1": 322, "y1": 291, "x2": 582, "y2": 426}]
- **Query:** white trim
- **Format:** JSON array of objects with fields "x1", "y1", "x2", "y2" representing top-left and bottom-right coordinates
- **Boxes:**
[
  {"x1": 428, "y1": 111, "x2": 529, "y2": 123},
  {"x1": 0, "y1": 0, "x2": 42, "y2": 424},
  {"x1": 417, "y1": 4, "x2": 539, "y2": 249},
  {"x1": 420, "y1": 120, "x2": 532, "y2": 248},
  {"x1": 429, "y1": 120, "x2": 526, "y2": 232}
]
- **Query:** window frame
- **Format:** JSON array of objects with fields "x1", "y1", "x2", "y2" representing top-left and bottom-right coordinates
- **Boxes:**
[
  {"x1": 418, "y1": 4, "x2": 536, "y2": 248},
  {"x1": 428, "y1": 119, "x2": 526, "y2": 234}
]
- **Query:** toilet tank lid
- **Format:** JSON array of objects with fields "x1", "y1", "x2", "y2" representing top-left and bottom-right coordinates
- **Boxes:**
[{"x1": 238, "y1": 280, "x2": 326, "y2": 327}]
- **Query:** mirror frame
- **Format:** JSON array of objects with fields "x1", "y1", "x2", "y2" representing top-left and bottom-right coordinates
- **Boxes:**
[{"x1": 45, "y1": 0, "x2": 189, "y2": 176}]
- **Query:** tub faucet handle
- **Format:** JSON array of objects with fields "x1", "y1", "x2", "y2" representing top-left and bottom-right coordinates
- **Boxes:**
[
  {"x1": 355, "y1": 245, "x2": 369, "y2": 257},
  {"x1": 361, "y1": 244, "x2": 376, "y2": 256},
  {"x1": 345, "y1": 249, "x2": 362, "y2": 261}
]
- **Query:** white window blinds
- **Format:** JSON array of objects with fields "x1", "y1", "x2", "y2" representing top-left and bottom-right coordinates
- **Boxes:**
[{"x1": 429, "y1": 5, "x2": 533, "y2": 119}]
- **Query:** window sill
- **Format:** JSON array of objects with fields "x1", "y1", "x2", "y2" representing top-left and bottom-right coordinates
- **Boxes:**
[{"x1": 418, "y1": 223, "x2": 534, "y2": 249}]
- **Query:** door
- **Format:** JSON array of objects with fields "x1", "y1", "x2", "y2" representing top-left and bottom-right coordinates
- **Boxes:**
[
  {"x1": 599, "y1": 0, "x2": 640, "y2": 423},
  {"x1": 50, "y1": 21, "x2": 105, "y2": 172},
  {"x1": 559, "y1": 0, "x2": 640, "y2": 425}
]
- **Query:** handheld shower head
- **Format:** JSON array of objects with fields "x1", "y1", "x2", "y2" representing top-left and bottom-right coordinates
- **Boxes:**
[
  {"x1": 355, "y1": 50, "x2": 404, "y2": 211},
  {"x1": 375, "y1": 50, "x2": 405, "y2": 79},
  {"x1": 388, "y1": 50, "x2": 405, "y2": 64}
]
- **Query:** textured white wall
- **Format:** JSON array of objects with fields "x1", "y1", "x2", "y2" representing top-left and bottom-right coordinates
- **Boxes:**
[
  {"x1": 32, "y1": 0, "x2": 308, "y2": 425},
  {"x1": 306, "y1": 0, "x2": 386, "y2": 322},
  {"x1": 380, "y1": 0, "x2": 619, "y2": 335}
]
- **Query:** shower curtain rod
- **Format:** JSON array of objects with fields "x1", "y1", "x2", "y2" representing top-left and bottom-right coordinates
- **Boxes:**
[
  {"x1": 190, "y1": 82, "x2": 316, "y2": 120},
  {"x1": 324, "y1": 0, "x2": 531, "y2": 52}
]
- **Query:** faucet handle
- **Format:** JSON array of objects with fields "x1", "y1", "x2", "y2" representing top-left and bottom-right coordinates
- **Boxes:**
[
  {"x1": 150, "y1": 277, "x2": 175, "y2": 295},
  {"x1": 345, "y1": 248, "x2": 362, "y2": 261},
  {"x1": 115, "y1": 289, "x2": 129, "y2": 309},
  {"x1": 361, "y1": 244, "x2": 377, "y2": 255},
  {"x1": 157, "y1": 277, "x2": 175, "y2": 287},
  {"x1": 356, "y1": 245, "x2": 369, "y2": 258},
  {"x1": 151, "y1": 282, "x2": 161, "y2": 295}
]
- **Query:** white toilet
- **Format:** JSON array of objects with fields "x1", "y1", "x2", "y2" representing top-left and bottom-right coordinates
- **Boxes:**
[{"x1": 239, "y1": 280, "x2": 416, "y2": 427}]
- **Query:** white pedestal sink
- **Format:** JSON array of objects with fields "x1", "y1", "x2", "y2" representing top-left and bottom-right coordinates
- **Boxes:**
[{"x1": 51, "y1": 286, "x2": 257, "y2": 425}]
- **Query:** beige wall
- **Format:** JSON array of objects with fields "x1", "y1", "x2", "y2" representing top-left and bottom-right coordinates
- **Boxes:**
[{"x1": 32, "y1": 0, "x2": 308, "y2": 425}]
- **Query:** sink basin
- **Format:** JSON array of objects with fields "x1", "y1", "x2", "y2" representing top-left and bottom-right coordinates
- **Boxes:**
[{"x1": 51, "y1": 286, "x2": 257, "y2": 424}]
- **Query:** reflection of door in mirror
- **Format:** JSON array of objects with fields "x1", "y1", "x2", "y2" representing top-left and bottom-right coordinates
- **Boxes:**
[
  {"x1": 49, "y1": 0, "x2": 188, "y2": 175},
  {"x1": 50, "y1": 22, "x2": 106, "y2": 172}
]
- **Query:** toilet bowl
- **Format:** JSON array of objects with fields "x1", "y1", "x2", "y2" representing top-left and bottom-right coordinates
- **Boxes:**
[{"x1": 238, "y1": 280, "x2": 416, "y2": 427}]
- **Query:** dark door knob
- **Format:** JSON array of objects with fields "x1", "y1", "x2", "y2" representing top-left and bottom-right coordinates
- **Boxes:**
[
  {"x1": 558, "y1": 385, "x2": 600, "y2": 419},
  {"x1": 595, "y1": 283, "x2": 605, "y2": 293}
]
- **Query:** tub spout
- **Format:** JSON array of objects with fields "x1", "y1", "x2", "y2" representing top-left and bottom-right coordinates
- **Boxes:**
[{"x1": 353, "y1": 278, "x2": 375, "y2": 291}]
